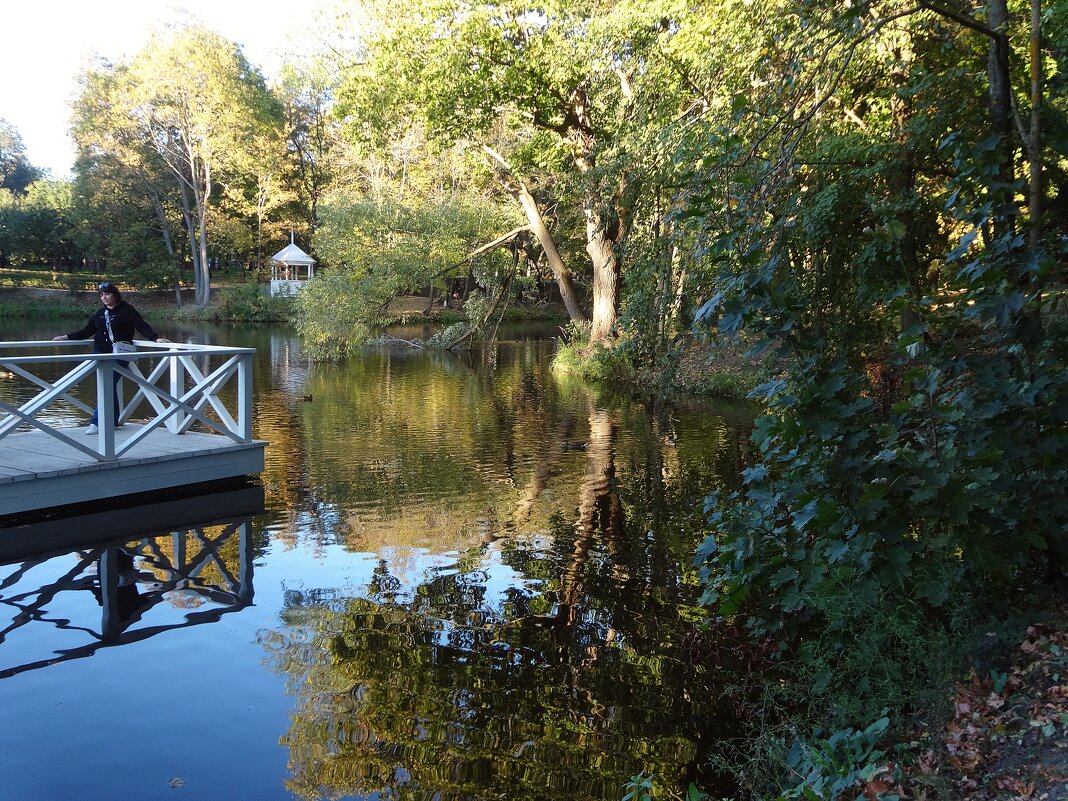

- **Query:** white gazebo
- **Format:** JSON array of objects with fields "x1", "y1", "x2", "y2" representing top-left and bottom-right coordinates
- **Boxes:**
[{"x1": 269, "y1": 235, "x2": 316, "y2": 297}]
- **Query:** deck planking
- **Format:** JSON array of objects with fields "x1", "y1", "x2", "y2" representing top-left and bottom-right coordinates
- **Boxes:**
[{"x1": 0, "y1": 423, "x2": 266, "y2": 516}]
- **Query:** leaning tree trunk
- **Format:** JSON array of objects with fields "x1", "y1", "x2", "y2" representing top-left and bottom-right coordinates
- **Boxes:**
[
  {"x1": 482, "y1": 145, "x2": 587, "y2": 326},
  {"x1": 515, "y1": 186, "x2": 587, "y2": 324}
]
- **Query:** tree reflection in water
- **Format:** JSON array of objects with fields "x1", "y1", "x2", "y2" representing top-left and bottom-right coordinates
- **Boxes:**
[{"x1": 261, "y1": 406, "x2": 740, "y2": 801}]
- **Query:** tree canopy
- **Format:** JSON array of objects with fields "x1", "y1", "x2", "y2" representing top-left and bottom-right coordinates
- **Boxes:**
[{"x1": 0, "y1": 118, "x2": 41, "y2": 195}]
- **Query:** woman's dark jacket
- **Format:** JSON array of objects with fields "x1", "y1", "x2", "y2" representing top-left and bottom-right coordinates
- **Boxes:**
[{"x1": 66, "y1": 301, "x2": 160, "y2": 353}]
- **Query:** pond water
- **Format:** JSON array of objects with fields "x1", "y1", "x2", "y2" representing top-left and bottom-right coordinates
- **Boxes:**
[{"x1": 0, "y1": 319, "x2": 753, "y2": 801}]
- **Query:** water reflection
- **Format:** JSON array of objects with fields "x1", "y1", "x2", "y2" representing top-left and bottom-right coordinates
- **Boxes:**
[
  {"x1": 0, "y1": 319, "x2": 752, "y2": 801},
  {"x1": 249, "y1": 341, "x2": 750, "y2": 799},
  {"x1": 0, "y1": 501, "x2": 259, "y2": 679},
  {"x1": 261, "y1": 528, "x2": 730, "y2": 800}
]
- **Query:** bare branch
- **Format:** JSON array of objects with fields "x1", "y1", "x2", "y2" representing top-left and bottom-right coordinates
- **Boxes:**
[{"x1": 916, "y1": 0, "x2": 999, "y2": 38}]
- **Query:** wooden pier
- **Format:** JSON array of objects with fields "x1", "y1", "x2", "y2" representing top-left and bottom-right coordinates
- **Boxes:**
[{"x1": 0, "y1": 340, "x2": 267, "y2": 517}]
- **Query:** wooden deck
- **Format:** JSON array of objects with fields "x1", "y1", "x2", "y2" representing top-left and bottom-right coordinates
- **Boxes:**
[
  {"x1": 1, "y1": 339, "x2": 266, "y2": 518},
  {"x1": 0, "y1": 424, "x2": 266, "y2": 517}
]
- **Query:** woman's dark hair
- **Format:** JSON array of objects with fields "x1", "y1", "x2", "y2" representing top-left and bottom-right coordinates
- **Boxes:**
[{"x1": 97, "y1": 281, "x2": 122, "y2": 301}]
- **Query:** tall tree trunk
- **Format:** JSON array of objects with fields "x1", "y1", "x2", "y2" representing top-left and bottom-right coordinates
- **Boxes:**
[
  {"x1": 586, "y1": 211, "x2": 620, "y2": 343},
  {"x1": 920, "y1": 0, "x2": 1041, "y2": 341},
  {"x1": 985, "y1": 0, "x2": 1043, "y2": 343},
  {"x1": 176, "y1": 181, "x2": 201, "y2": 299},
  {"x1": 196, "y1": 211, "x2": 210, "y2": 307},
  {"x1": 986, "y1": 0, "x2": 1015, "y2": 242},
  {"x1": 1028, "y1": 0, "x2": 1044, "y2": 252},
  {"x1": 570, "y1": 87, "x2": 629, "y2": 344},
  {"x1": 889, "y1": 34, "x2": 923, "y2": 333},
  {"x1": 193, "y1": 159, "x2": 212, "y2": 307}
]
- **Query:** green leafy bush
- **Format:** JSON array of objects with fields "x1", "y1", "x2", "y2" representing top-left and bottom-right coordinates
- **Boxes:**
[
  {"x1": 214, "y1": 281, "x2": 293, "y2": 322},
  {"x1": 774, "y1": 717, "x2": 893, "y2": 801}
]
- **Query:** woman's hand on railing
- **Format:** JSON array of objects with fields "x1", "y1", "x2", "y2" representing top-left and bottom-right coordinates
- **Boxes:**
[
  {"x1": 52, "y1": 335, "x2": 68, "y2": 341},
  {"x1": 156, "y1": 337, "x2": 171, "y2": 344}
]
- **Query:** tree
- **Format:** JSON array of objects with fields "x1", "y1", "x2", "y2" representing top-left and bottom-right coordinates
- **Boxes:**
[
  {"x1": 680, "y1": 0, "x2": 1067, "y2": 647},
  {"x1": 277, "y1": 61, "x2": 339, "y2": 235},
  {"x1": 337, "y1": 0, "x2": 692, "y2": 342},
  {"x1": 0, "y1": 118, "x2": 41, "y2": 195},
  {"x1": 0, "y1": 179, "x2": 80, "y2": 266},
  {"x1": 91, "y1": 25, "x2": 284, "y2": 306},
  {"x1": 298, "y1": 190, "x2": 516, "y2": 357}
]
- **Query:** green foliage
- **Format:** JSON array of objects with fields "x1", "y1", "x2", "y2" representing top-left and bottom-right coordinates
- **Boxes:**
[
  {"x1": 299, "y1": 191, "x2": 514, "y2": 357},
  {"x1": 773, "y1": 717, "x2": 893, "y2": 801},
  {"x1": 666, "y1": 2, "x2": 1068, "y2": 794},
  {"x1": 0, "y1": 179, "x2": 79, "y2": 267},
  {"x1": 696, "y1": 138, "x2": 1068, "y2": 642},
  {"x1": 0, "y1": 296, "x2": 94, "y2": 319},
  {"x1": 622, "y1": 771, "x2": 655, "y2": 801},
  {"x1": 213, "y1": 281, "x2": 293, "y2": 322},
  {"x1": 426, "y1": 321, "x2": 470, "y2": 349},
  {"x1": 0, "y1": 118, "x2": 41, "y2": 194},
  {"x1": 71, "y1": 24, "x2": 287, "y2": 305}
]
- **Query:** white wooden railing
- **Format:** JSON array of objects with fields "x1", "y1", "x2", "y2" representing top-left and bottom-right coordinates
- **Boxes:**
[{"x1": 0, "y1": 340, "x2": 255, "y2": 462}]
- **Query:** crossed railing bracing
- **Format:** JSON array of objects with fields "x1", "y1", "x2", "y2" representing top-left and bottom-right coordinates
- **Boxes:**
[{"x1": 0, "y1": 340, "x2": 255, "y2": 461}]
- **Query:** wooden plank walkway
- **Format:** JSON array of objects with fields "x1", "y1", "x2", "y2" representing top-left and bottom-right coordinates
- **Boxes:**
[{"x1": 0, "y1": 424, "x2": 266, "y2": 517}]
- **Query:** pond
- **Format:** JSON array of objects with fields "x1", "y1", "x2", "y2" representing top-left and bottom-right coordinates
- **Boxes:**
[{"x1": 0, "y1": 319, "x2": 753, "y2": 801}]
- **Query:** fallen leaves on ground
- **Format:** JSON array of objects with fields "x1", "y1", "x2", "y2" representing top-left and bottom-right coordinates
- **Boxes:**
[{"x1": 876, "y1": 625, "x2": 1068, "y2": 800}]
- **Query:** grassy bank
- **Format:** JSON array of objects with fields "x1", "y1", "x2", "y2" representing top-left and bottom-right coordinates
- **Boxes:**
[
  {"x1": 0, "y1": 282, "x2": 295, "y2": 324},
  {"x1": 553, "y1": 333, "x2": 773, "y2": 401},
  {"x1": 0, "y1": 276, "x2": 570, "y2": 328},
  {"x1": 0, "y1": 294, "x2": 97, "y2": 320}
]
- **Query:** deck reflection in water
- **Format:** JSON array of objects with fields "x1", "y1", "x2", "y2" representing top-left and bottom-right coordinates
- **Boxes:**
[{"x1": 0, "y1": 487, "x2": 262, "y2": 679}]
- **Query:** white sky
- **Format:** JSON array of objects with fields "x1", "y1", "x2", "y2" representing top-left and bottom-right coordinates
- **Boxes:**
[{"x1": 0, "y1": 0, "x2": 337, "y2": 178}]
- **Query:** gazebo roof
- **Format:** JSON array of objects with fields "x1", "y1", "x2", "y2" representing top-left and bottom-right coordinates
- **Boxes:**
[{"x1": 270, "y1": 241, "x2": 316, "y2": 266}]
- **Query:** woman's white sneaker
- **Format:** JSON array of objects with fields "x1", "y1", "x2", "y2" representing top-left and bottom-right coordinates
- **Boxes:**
[{"x1": 84, "y1": 424, "x2": 99, "y2": 435}]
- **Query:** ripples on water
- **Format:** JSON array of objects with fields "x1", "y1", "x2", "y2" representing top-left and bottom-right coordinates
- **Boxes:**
[{"x1": 0, "y1": 320, "x2": 753, "y2": 801}]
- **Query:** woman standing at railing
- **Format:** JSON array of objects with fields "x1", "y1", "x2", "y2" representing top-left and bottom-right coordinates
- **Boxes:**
[{"x1": 51, "y1": 281, "x2": 171, "y2": 435}]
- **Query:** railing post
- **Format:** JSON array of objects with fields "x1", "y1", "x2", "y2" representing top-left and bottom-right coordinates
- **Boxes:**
[
  {"x1": 116, "y1": 359, "x2": 125, "y2": 424},
  {"x1": 97, "y1": 358, "x2": 116, "y2": 460},
  {"x1": 169, "y1": 351, "x2": 183, "y2": 434},
  {"x1": 99, "y1": 546, "x2": 124, "y2": 642},
  {"x1": 173, "y1": 529, "x2": 187, "y2": 573},
  {"x1": 238, "y1": 521, "x2": 254, "y2": 603},
  {"x1": 238, "y1": 352, "x2": 253, "y2": 441}
]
